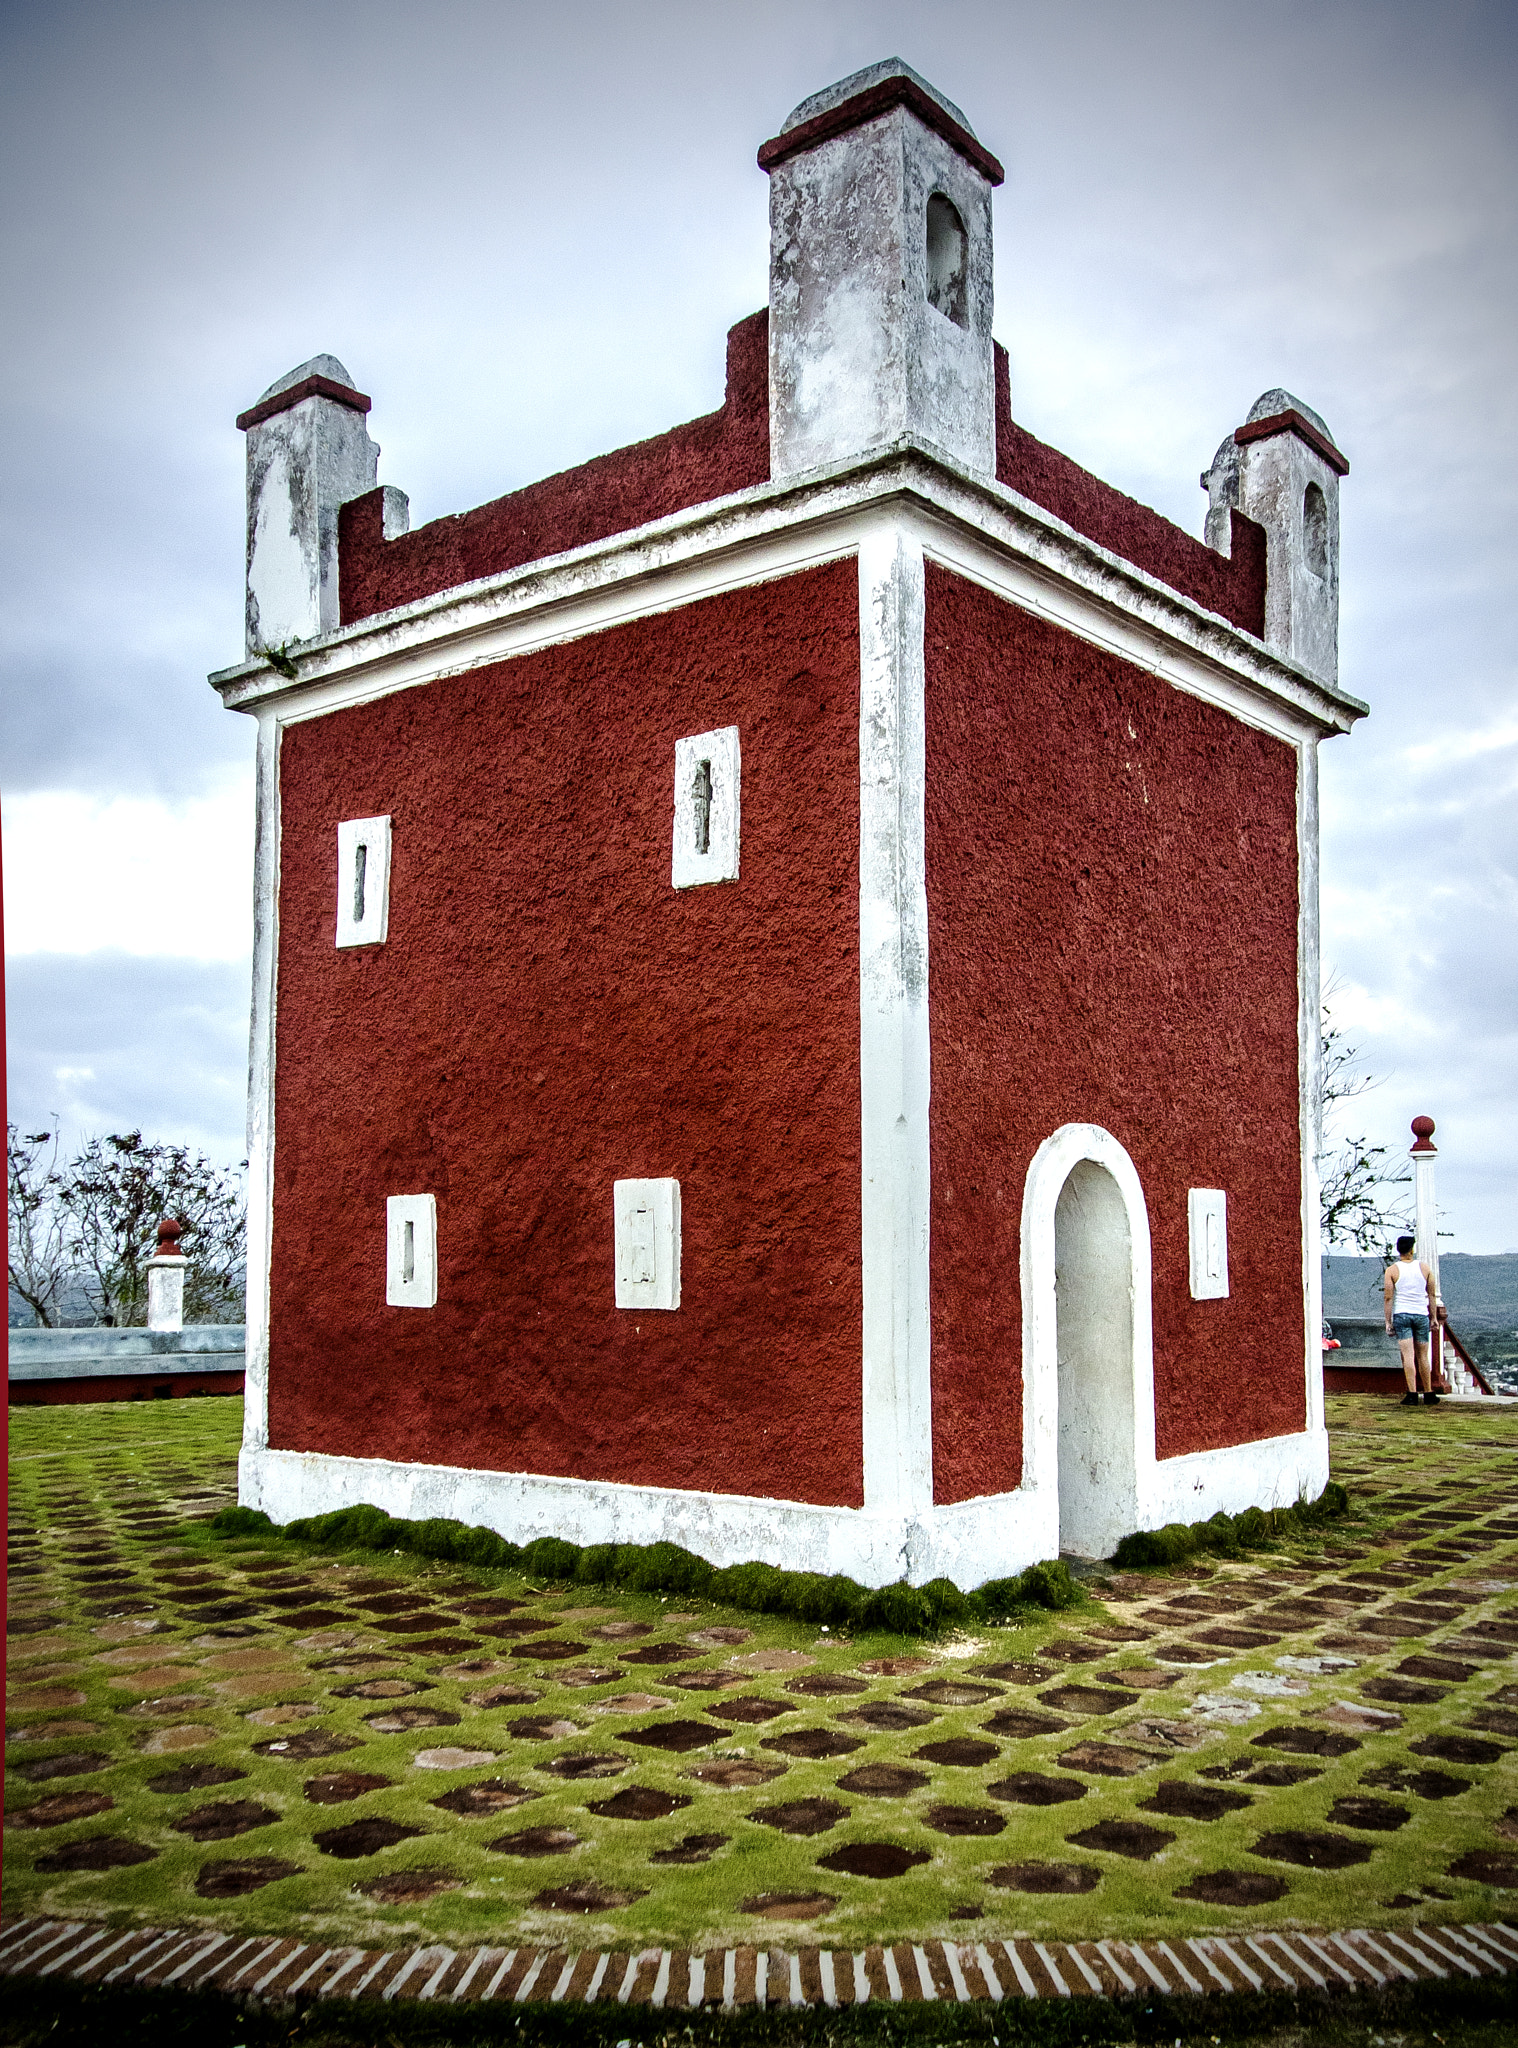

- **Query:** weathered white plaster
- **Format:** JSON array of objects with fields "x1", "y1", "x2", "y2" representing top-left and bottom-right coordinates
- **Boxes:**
[
  {"x1": 1188, "y1": 1188, "x2": 1231, "y2": 1301},
  {"x1": 768, "y1": 66, "x2": 996, "y2": 480},
  {"x1": 857, "y1": 523, "x2": 933, "y2": 1525},
  {"x1": 243, "y1": 356, "x2": 381, "y2": 658},
  {"x1": 236, "y1": 1411, "x2": 1328, "y2": 1591},
  {"x1": 1296, "y1": 735, "x2": 1326, "y2": 1445},
  {"x1": 613, "y1": 1179, "x2": 681, "y2": 1311},
  {"x1": 1203, "y1": 390, "x2": 1343, "y2": 686},
  {"x1": 145, "y1": 1256, "x2": 187, "y2": 1332},
  {"x1": 239, "y1": 708, "x2": 281, "y2": 1460},
  {"x1": 335, "y1": 815, "x2": 391, "y2": 947},
  {"x1": 671, "y1": 727, "x2": 740, "y2": 888},
  {"x1": 386, "y1": 1194, "x2": 438, "y2": 1309},
  {"x1": 380, "y1": 485, "x2": 411, "y2": 541},
  {"x1": 212, "y1": 450, "x2": 1364, "y2": 748}
]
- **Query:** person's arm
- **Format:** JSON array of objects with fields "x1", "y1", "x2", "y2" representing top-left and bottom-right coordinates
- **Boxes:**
[{"x1": 1384, "y1": 1265, "x2": 1395, "y2": 1333}]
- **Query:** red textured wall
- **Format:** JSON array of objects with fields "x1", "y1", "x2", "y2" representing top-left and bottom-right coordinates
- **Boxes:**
[
  {"x1": 270, "y1": 563, "x2": 863, "y2": 1505},
  {"x1": 924, "y1": 564, "x2": 1304, "y2": 1504},
  {"x1": 993, "y1": 347, "x2": 1268, "y2": 639},
  {"x1": 339, "y1": 313, "x2": 771, "y2": 625}
]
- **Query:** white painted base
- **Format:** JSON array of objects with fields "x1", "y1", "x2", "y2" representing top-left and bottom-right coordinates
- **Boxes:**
[{"x1": 239, "y1": 1422, "x2": 1329, "y2": 1589}]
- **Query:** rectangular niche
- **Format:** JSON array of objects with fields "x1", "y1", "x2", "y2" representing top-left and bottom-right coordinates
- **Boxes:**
[
  {"x1": 671, "y1": 726, "x2": 740, "y2": 889},
  {"x1": 336, "y1": 815, "x2": 392, "y2": 947},
  {"x1": 614, "y1": 1178, "x2": 681, "y2": 1310},
  {"x1": 1188, "y1": 1188, "x2": 1229, "y2": 1301},
  {"x1": 386, "y1": 1193, "x2": 437, "y2": 1308}
]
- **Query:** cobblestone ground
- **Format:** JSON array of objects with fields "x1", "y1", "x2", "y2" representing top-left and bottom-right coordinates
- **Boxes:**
[{"x1": 5, "y1": 1395, "x2": 1518, "y2": 1964}]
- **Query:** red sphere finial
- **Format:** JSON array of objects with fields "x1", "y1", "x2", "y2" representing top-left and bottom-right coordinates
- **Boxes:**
[
  {"x1": 156, "y1": 1217, "x2": 184, "y2": 1253},
  {"x1": 1410, "y1": 1116, "x2": 1437, "y2": 1154}
]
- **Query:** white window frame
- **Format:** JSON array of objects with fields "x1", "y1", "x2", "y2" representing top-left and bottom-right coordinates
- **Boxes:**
[
  {"x1": 671, "y1": 727, "x2": 740, "y2": 889},
  {"x1": 336, "y1": 815, "x2": 392, "y2": 947},
  {"x1": 614, "y1": 1178, "x2": 681, "y2": 1311},
  {"x1": 386, "y1": 1193, "x2": 437, "y2": 1308},
  {"x1": 1188, "y1": 1188, "x2": 1230, "y2": 1301}
]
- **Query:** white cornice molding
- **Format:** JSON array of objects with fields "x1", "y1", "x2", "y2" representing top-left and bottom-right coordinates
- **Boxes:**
[{"x1": 209, "y1": 439, "x2": 1367, "y2": 744}]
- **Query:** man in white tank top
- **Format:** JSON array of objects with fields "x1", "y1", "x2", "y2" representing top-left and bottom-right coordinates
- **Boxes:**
[{"x1": 1383, "y1": 1233, "x2": 1440, "y2": 1407}]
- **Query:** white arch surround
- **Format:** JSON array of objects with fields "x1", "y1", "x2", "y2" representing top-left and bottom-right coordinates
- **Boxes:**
[
  {"x1": 1013, "y1": 1121, "x2": 1328, "y2": 1560},
  {"x1": 1020, "y1": 1124, "x2": 1155, "y2": 1558}
]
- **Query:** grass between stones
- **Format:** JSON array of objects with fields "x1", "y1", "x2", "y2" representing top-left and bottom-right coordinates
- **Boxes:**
[{"x1": 5, "y1": 1395, "x2": 1518, "y2": 1959}]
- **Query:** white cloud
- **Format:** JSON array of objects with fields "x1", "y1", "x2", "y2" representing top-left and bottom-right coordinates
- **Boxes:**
[{"x1": 2, "y1": 776, "x2": 253, "y2": 961}]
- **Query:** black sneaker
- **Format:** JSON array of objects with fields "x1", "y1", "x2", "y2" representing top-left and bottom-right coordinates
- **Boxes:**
[
  {"x1": 1401, "y1": 1392, "x2": 1420, "y2": 1406},
  {"x1": 1423, "y1": 1391, "x2": 1442, "y2": 1405}
]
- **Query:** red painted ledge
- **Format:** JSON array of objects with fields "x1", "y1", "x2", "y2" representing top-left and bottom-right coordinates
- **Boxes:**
[
  {"x1": 1235, "y1": 408, "x2": 1349, "y2": 477},
  {"x1": 758, "y1": 76, "x2": 1005, "y2": 187},
  {"x1": 237, "y1": 375, "x2": 372, "y2": 434}
]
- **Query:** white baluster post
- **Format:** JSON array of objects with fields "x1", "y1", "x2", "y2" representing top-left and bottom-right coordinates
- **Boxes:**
[
  {"x1": 1409, "y1": 1118, "x2": 1448, "y2": 1390},
  {"x1": 146, "y1": 1217, "x2": 188, "y2": 1333}
]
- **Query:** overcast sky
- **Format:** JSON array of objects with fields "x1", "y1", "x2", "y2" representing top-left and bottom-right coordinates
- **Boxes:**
[{"x1": 3, "y1": 0, "x2": 1514, "y2": 1255}]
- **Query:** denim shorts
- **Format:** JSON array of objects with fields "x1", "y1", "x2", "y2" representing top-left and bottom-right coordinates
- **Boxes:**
[{"x1": 1392, "y1": 1312, "x2": 1430, "y2": 1343}]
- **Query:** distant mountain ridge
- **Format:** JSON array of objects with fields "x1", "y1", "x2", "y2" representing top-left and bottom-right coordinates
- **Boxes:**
[{"x1": 1324, "y1": 1252, "x2": 1518, "y2": 1332}]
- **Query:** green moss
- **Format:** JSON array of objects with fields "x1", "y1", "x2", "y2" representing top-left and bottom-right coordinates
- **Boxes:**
[{"x1": 1111, "y1": 1481, "x2": 1351, "y2": 1570}]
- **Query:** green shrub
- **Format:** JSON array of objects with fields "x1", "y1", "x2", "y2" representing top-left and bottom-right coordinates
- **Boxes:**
[
  {"x1": 574, "y1": 1544, "x2": 620, "y2": 1585},
  {"x1": 858, "y1": 1580, "x2": 933, "y2": 1635},
  {"x1": 453, "y1": 1524, "x2": 520, "y2": 1568},
  {"x1": 520, "y1": 1537, "x2": 581, "y2": 1580},
  {"x1": 919, "y1": 1575, "x2": 970, "y2": 1627},
  {"x1": 1112, "y1": 1482, "x2": 1351, "y2": 1571},
  {"x1": 1019, "y1": 1558, "x2": 1082, "y2": 1609},
  {"x1": 618, "y1": 1542, "x2": 715, "y2": 1598},
  {"x1": 707, "y1": 1561, "x2": 788, "y2": 1613},
  {"x1": 283, "y1": 1503, "x2": 397, "y2": 1549},
  {"x1": 1112, "y1": 1522, "x2": 1197, "y2": 1569},
  {"x1": 210, "y1": 1505, "x2": 273, "y2": 1537}
]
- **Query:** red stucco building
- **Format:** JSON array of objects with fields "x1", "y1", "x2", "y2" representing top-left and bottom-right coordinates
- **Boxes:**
[{"x1": 216, "y1": 61, "x2": 1362, "y2": 1584}]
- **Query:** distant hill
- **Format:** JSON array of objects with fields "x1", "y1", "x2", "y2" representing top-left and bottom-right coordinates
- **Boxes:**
[{"x1": 1323, "y1": 1252, "x2": 1518, "y2": 1333}]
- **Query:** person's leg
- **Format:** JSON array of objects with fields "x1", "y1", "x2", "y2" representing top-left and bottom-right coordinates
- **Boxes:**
[
  {"x1": 1399, "y1": 1334, "x2": 1417, "y2": 1393},
  {"x1": 1415, "y1": 1339, "x2": 1432, "y2": 1392}
]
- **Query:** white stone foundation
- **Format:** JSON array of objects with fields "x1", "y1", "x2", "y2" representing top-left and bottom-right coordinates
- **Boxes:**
[{"x1": 239, "y1": 1422, "x2": 1328, "y2": 1590}]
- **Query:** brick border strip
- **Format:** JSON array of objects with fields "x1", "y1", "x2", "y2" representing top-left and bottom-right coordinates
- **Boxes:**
[{"x1": 2, "y1": 1914, "x2": 1514, "y2": 2010}]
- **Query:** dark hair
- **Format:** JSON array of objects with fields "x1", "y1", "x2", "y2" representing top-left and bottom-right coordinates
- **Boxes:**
[{"x1": 1396, "y1": 1234, "x2": 1416, "y2": 1256}]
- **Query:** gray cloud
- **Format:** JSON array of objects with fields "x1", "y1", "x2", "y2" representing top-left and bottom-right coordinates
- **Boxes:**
[
  {"x1": 2, "y1": 0, "x2": 1515, "y2": 1241},
  {"x1": 5, "y1": 954, "x2": 250, "y2": 1164}
]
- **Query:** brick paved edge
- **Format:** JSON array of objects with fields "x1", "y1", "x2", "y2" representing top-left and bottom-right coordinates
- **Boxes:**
[{"x1": 2, "y1": 1914, "x2": 1514, "y2": 2010}]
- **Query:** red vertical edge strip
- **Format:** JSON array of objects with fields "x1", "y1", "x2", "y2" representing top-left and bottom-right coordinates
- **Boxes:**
[{"x1": 2, "y1": 810, "x2": 9, "y2": 1905}]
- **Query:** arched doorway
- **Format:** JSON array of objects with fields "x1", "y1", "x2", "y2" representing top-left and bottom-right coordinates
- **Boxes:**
[
  {"x1": 1054, "y1": 1159, "x2": 1138, "y2": 1558},
  {"x1": 1019, "y1": 1125, "x2": 1155, "y2": 1562}
]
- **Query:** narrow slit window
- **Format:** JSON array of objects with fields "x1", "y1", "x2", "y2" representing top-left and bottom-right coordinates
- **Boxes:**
[
  {"x1": 1303, "y1": 482, "x2": 1328, "y2": 579},
  {"x1": 672, "y1": 727, "x2": 740, "y2": 888},
  {"x1": 336, "y1": 815, "x2": 392, "y2": 947},
  {"x1": 387, "y1": 1194, "x2": 436, "y2": 1308},
  {"x1": 1188, "y1": 1188, "x2": 1230, "y2": 1301},
  {"x1": 925, "y1": 193, "x2": 969, "y2": 329}
]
